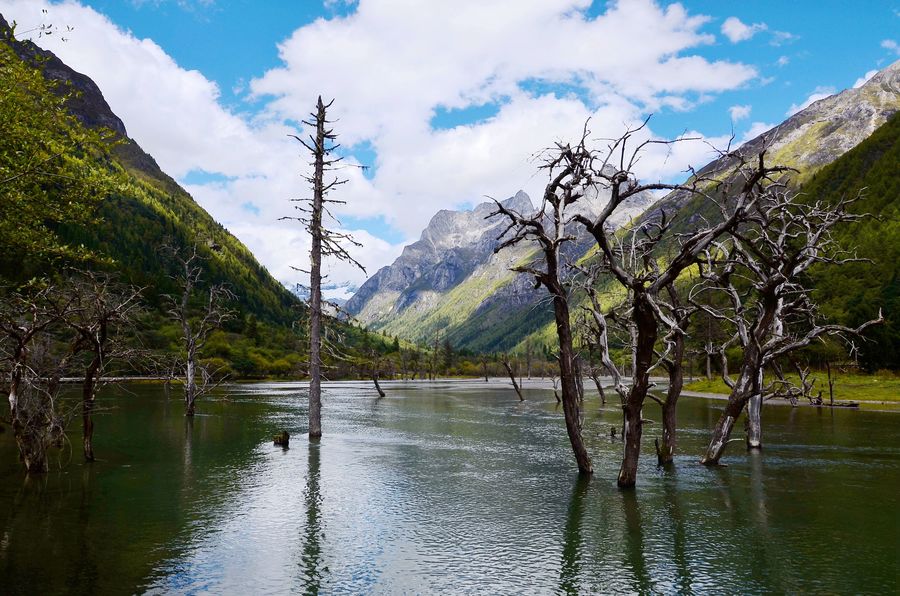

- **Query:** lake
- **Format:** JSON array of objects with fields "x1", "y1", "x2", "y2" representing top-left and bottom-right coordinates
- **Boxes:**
[{"x1": 1, "y1": 380, "x2": 898, "y2": 594}]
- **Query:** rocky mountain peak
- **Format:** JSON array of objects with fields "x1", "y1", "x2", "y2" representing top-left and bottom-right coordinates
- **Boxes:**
[
  {"x1": 1, "y1": 15, "x2": 127, "y2": 137},
  {"x1": 419, "y1": 191, "x2": 533, "y2": 251}
]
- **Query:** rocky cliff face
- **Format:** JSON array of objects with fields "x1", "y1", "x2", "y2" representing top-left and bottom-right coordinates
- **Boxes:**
[
  {"x1": 346, "y1": 191, "x2": 534, "y2": 317},
  {"x1": 346, "y1": 183, "x2": 656, "y2": 350},
  {"x1": 648, "y1": 59, "x2": 900, "y2": 217}
]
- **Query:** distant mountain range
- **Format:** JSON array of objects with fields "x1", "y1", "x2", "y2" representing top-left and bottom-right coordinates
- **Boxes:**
[
  {"x1": 292, "y1": 281, "x2": 358, "y2": 308},
  {"x1": 346, "y1": 60, "x2": 900, "y2": 354}
]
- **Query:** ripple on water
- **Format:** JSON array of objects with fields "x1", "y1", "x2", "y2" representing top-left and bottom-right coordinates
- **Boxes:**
[{"x1": 14, "y1": 380, "x2": 892, "y2": 595}]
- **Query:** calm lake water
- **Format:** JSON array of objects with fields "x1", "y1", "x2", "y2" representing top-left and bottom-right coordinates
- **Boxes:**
[{"x1": 1, "y1": 380, "x2": 898, "y2": 595}]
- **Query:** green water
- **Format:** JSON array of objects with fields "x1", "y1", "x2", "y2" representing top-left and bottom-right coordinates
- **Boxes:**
[{"x1": 0, "y1": 380, "x2": 897, "y2": 594}]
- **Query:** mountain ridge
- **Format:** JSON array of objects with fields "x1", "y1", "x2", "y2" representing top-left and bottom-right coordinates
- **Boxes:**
[
  {"x1": 0, "y1": 14, "x2": 302, "y2": 325},
  {"x1": 347, "y1": 60, "x2": 900, "y2": 352}
]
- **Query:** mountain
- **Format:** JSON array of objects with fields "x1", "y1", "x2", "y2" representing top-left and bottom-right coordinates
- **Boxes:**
[
  {"x1": 0, "y1": 15, "x2": 299, "y2": 325},
  {"x1": 346, "y1": 183, "x2": 655, "y2": 352},
  {"x1": 644, "y1": 60, "x2": 900, "y2": 220},
  {"x1": 802, "y1": 111, "x2": 900, "y2": 370},
  {"x1": 347, "y1": 60, "x2": 900, "y2": 354}
]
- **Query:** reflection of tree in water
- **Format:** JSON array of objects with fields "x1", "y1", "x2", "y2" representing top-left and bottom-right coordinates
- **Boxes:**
[
  {"x1": 299, "y1": 442, "x2": 326, "y2": 595},
  {"x1": 559, "y1": 475, "x2": 590, "y2": 594},
  {"x1": 622, "y1": 491, "x2": 652, "y2": 594},
  {"x1": 68, "y1": 466, "x2": 100, "y2": 592},
  {"x1": 747, "y1": 450, "x2": 785, "y2": 591},
  {"x1": 182, "y1": 416, "x2": 194, "y2": 481},
  {"x1": 661, "y1": 469, "x2": 693, "y2": 593},
  {"x1": 712, "y1": 454, "x2": 783, "y2": 592}
]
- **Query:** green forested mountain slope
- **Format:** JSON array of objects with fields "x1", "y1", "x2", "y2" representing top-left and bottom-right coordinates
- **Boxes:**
[
  {"x1": 0, "y1": 16, "x2": 298, "y2": 325},
  {"x1": 802, "y1": 113, "x2": 900, "y2": 369}
]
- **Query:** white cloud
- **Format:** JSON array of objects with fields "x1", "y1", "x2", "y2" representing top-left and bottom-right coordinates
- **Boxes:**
[
  {"x1": 786, "y1": 86, "x2": 836, "y2": 117},
  {"x1": 882, "y1": 39, "x2": 900, "y2": 56},
  {"x1": 0, "y1": 0, "x2": 758, "y2": 292},
  {"x1": 739, "y1": 121, "x2": 777, "y2": 146},
  {"x1": 776, "y1": 55, "x2": 789, "y2": 67},
  {"x1": 729, "y1": 104, "x2": 751, "y2": 121},
  {"x1": 769, "y1": 30, "x2": 797, "y2": 46},
  {"x1": 721, "y1": 16, "x2": 767, "y2": 43},
  {"x1": 853, "y1": 69, "x2": 878, "y2": 88}
]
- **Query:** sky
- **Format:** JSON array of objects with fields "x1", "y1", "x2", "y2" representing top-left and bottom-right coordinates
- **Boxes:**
[{"x1": 1, "y1": 0, "x2": 898, "y2": 299}]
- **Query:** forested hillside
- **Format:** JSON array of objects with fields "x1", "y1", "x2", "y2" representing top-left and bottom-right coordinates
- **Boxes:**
[
  {"x1": 0, "y1": 16, "x2": 298, "y2": 325},
  {"x1": 0, "y1": 18, "x2": 405, "y2": 378},
  {"x1": 804, "y1": 113, "x2": 900, "y2": 369}
]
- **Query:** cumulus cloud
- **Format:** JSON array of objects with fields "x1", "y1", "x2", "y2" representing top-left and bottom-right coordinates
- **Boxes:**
[
  {"x1": 721, "y1": 16, "x2": 767, "y2": 43},
  {"x1": 739, "y1": 121, "x2": 777, "y2": 146},
  {"x1": 0, "y1": 0, "x2": 758, "y2": 291},
  {"x1": 786, "y1": 86, "x2": 836, "y2": 117},
  {"x1": 882, "y1": 39, "x2": 900, "y2": 56},
  {"x1": 729, "y1": 104, "x2": 751, "y2": 121},
  {"x1": 853, "y1": 69, "x2": 878, "y2": 88}
]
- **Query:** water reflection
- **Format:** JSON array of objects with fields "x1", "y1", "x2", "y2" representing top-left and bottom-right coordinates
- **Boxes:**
[
  {"x1": 661, "y1": 469, "x2": 693, "y2": 594},
  {"x1": 559, "y1": 475, "x2": 589, "y2": 594},
  {"x1": 622, "y1": 489, "x2": 652, "y2": 594},
  {"x1": 69, "y1": 466, "x2": 99, "y2": 593},
  {"x1": 298, "y1": 441, "x2": 325, "y2": 594},
  {"x1": 1, "y1": 382, "x2": 898, "y2": 594}
]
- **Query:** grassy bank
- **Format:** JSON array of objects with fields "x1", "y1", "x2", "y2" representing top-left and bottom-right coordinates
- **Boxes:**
[{"x1": 684, "y1": 372, "x2": 900, "y2": 403}]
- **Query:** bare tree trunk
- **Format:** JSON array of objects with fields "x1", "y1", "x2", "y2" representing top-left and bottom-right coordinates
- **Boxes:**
[
  {"x1": 656, "y1": 333, "x2": 684, "y2": 466},
  {"x1": 372, "y1": 372, "x2": 385, "y2": 398},
  {"x1": 701, "y1": 357, "x2": 759, "y2": 465},
  {"x1": 185, "y1": 345, "x2": 197, "y2": 417},
  {"x1": 826, "y1": 360, "x2": 835, "y2": 406},
  {"x1": 573, "y1": 354, "x2": 585, "y2": 403},
  {"x1": 618, "y1": 296, "x2": 656, "y2": 488},
  {"x1": 553, "y1": 292, "x2": 593, "y2": 475},
  {"x1": 82, "y1": 358, "x2": 99, "y2": 462},
  {"x1": 307, "y1": 98, "x2": 327, "y2": 440},
  {"x1": 746, "y1": 389, "x2": 763, "y2": 449},
  {"x1": 502, "y1": 359, "x2": 523, "y2": 401},
  {"x1": 590, "y1": 368, "x2": 606, "y2": 405}
]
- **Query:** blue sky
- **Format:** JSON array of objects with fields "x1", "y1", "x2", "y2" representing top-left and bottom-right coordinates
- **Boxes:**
[
  {"x1": 75, "y1": 0, "x2": 899, "y2": 139},
  {"x1": 1, "y1": 0, "x2": 898, "y2": 293}
]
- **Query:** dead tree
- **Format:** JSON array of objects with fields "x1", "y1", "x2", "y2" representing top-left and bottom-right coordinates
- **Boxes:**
[
  {"x1": 524, "y1": 340, "x2": 535, "y2": 379},
  {"x1": 0, "y1": 282, "x2": 73, "y2": 472},
  {"x1": 489, "y1": 127, "x2": 596, "y2": 474},
  {"x1": 575, "y1": 310, "x2": 609, "y2": 406},
  {"x1": 66, "y1": 273, "x2": 142, "y2": 461},
  {"x1": 650, "y1": 282, "x2": 697, "y2": 465},
  {"x1": 479, "y1": 354, "x2": 490, "y2": 382},
  {"x1": 370, "y1": 349, "x2": 385, "y2": 398},
  {"x1": 695, "y1": 187, "x2": 884, "y2": 464},
  {"x1": 500, "y1": 355, "x2": 524, "y2": 401},
  {"x1": 576, "y1": 268, "x2": 632, "y2": 438},
  {"x1": 571, "y1": 125, "x2": 780, "y2": 487},
  {"x1": 164, "y1": 244, "x2": 234, "y2": 417},
  {"x1": 284, "y1": 97, "x2": 365, "y2": 438}
]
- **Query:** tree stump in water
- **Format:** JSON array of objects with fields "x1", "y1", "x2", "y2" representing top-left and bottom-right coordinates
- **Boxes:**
[{"x1": 273, "y1": 431, "x2": 290, "y2": 447}]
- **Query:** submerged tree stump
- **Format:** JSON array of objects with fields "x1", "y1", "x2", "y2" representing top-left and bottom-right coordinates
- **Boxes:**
[{"x1": 273, "y1": 431, "x2": 290, "y2": 447}]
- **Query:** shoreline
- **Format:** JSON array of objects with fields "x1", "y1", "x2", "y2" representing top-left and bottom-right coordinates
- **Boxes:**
[{"x1": 55, "y1": 375, "x2": 900, "y2": 411}]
